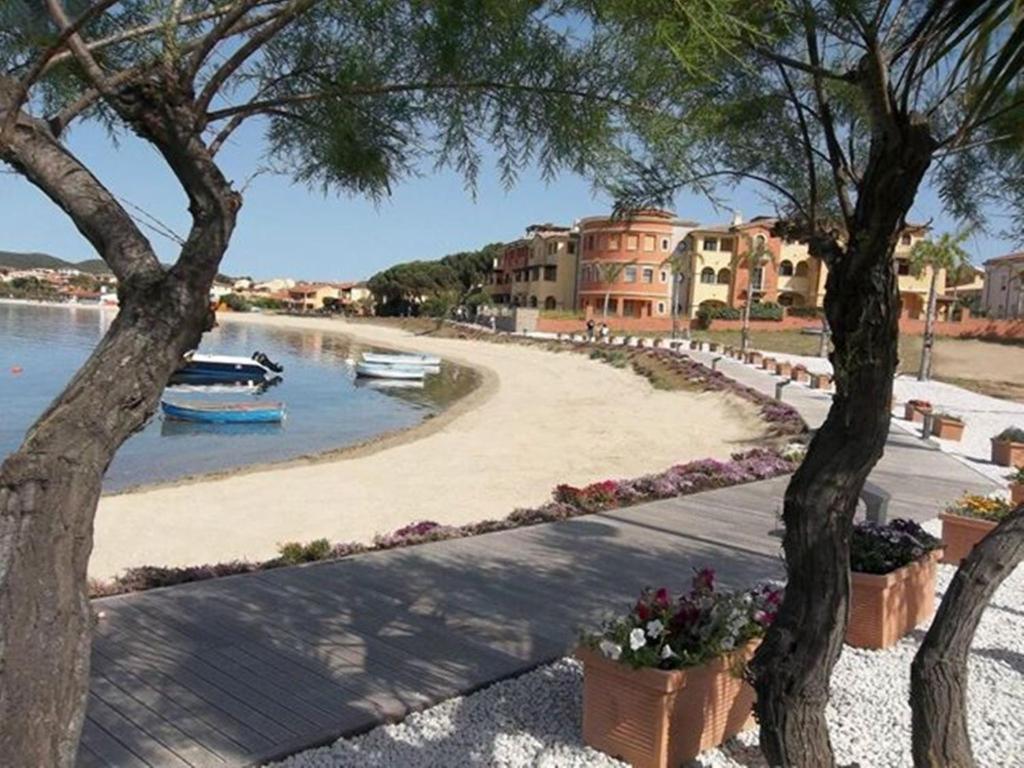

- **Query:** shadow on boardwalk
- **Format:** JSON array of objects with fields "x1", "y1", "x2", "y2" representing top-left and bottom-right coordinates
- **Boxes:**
[{"x1": 83, "y1": 491, "x2": 786, "y2": 768}]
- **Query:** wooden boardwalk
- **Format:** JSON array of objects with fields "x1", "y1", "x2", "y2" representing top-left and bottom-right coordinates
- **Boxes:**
[{"x1": 79, "y1": 351, "x2": 997, "y2": 767}]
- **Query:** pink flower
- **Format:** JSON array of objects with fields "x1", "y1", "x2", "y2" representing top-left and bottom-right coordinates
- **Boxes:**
[
  {"x1": 692, "y1": 567, "x2": 715, "y2": 593},
  {"x1": 654, "y1": 587, "x2": 671, "y2": 608}
]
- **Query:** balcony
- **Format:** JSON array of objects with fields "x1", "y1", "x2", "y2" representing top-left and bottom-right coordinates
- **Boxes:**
[{"x1": 776, "y1": 275, "x2": 809, "y2": 293}]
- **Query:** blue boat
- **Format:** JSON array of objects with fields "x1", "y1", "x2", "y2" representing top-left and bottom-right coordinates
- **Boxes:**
[
  {"x1": 160, "y1": 399, "x2": 285, "y2": 424},
  {"x1": 170, "y1": 351, "x2": 283, "y2": 385}
]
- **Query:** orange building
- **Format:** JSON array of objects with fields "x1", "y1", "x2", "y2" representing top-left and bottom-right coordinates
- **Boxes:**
[{"x1": 577, "y1": 210, "x2": 698, "y2": 318}]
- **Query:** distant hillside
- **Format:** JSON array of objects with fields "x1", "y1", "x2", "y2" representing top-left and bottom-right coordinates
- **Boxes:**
[{"x1": 0, "y1": 250, "x2": 113, "y2": 274}]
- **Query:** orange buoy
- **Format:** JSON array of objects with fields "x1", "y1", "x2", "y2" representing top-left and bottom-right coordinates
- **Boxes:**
[{"x1": 11, "y1": 365, "x2": 23, "y2": 374}]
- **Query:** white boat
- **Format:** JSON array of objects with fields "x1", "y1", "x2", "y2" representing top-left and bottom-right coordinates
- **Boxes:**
[
  {"x1": 355, "y1": 362, "x2": 426, "y2": 380},
  {"x1": 362, "y1": 352, "x2": 441, "y2": 367}
]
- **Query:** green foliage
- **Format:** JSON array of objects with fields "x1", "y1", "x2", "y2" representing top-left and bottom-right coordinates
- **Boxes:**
[
  {"x1": 221, "y1": 293, "x2": 251, "y2": 312},
  {"x1": 787, "y1": 306, "x2": 823, "y2": 318},
  {"x1": 277, "y1": 538, "x2": 333, "y2": 565},
  {"x1": 367, "y1": 243, "x2": 501, "y2": 315},
  {"x1": 698, "y1": 302, "x2": 783, "y2": 324},
  {"x1": 909, "y1": 231, "x2": 973, "y2": 277}
]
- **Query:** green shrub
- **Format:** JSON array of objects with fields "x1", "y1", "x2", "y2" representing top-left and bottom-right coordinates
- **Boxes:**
[
  {"x1": 995, "y1": 426, "x2": 1024, "y2": 443},
  {"x1": 788, "y1": 306, "x2": 824, "y2": 318},
  {"x1": 278, "y1": 538, "x2": 333, "y2": 565}
]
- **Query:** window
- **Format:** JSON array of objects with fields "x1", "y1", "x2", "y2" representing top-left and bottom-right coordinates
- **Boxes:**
[
  {"x1": 660, "y1": 270, "x2": 668, "y2": 283},
  {"x1": 661, "y1": 238, "x2": 670, "y2": 251},
  {"x1": 779, "y1": 260, "x2": 794, "y2": 276},
  {"x1": 751, "y1": 266, "x2": 764, "y2": 291},
  {"x1": 642, "y1": 268, "x2": 654, "y2": 283},
  {"x1": 721, "y1": 237, "x2": 734, "y2": 251},
  {"x1": 608, "y1": 235, "x2": 620, "y2": 250},
  {"x1": 717, "y1": 268, "x2": 731, "y2": 284},
  {"x1": 626, "y1": 235, "x2": 638, "y2": 251},
  {"x1": 896, "y1": 259, "x2": 911, "y2": 276},
  {"x1": 530, "y1": 266, "x2": 540, "y2": 281},
  {"x1": 657, "y1": 302, "x2": 665, "y2": 314},
  {"x1": 624, "y1": 266, "x2": 637, "y2": 282},
  {"x1": 901, "y1": 233, "x2": 912, "y2": 245},
  {"x1": 585, "y1": 235, "x2": 594, "y2": 250},
  {"x1": 547, "y1": 242, "x2": 557, "y2": 255},
  {"x1": 700, "y1": 267, "x2": 716, "y2": 284},
  {"x1": 754, "y1": 234, "x2": 767, "y2": 249},
  {"x1": 795, "y1": 261, "x2": 810, "y2": 277},
  {"x1": 644, "y1": 235, "x2": 656, "y2": 252},
  {"x1": 544, "y1": 266, "x2": 557, "y2": 281},
  {"x1": 544, "y1": 296, "x2": 557, "y2": 310},
  {"x1": 703, "y1": 238, "x2": 719, "y2": 252},
  {"x1": 568, "y1": 241, "x2": 576, "y2": 254}
]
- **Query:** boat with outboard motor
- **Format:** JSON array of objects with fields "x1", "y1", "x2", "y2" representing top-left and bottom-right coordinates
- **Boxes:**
[
  {"x1": 160, "y1": 399, "x2": 285, "y2": 423},
  {"x1": 170, "y1": 350, "x2": 283, "y2": 385}
]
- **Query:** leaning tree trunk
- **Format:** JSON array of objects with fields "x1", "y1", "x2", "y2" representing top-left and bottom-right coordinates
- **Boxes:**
[
  {"x1": 910, "y1": 505, "x2": 1024, "y2": 767},
  {"x1": 0, "y1": 74, "x2": 240, "y2": 767},
  {"x1": 918, "y1": 267, "x2": 940, "y2": 381},
  {"x1": 750, "y1": 110, "x2": 936, "y2": 764},
  {"x1": 740, "y1": 295, "x2": 751, "y2": 353}
]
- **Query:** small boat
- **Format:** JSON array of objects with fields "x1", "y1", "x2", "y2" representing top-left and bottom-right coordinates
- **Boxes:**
[
  {"x1": 355, "y1": 362, "x2": 426, "y2": 380},
  {"x1": 170, "y1": 351, "x2": 283, "y2": 385},
  {"x1": 160, "y1": 399, "x2": 285, "y2": 423},
  {"x1": 354, "y1": 378, "x2": 425, "y2": 391},
  {"x1": 362, "y1": 352, "x2": 441, "y2": 367}
]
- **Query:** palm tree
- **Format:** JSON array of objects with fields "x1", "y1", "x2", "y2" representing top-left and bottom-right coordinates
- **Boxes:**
[
  {"x1": 595, "y1": 259, "x2": 636, "y2": 317},
  {"x1": 909, "y1": 231, "x2": 971, "y2": 380},
  {"x1": 661, "y1": 245, "x2": 693, "y2": 340},
  {"x1": 734, "y1": 237, "x2": 775, "y2": 353}
]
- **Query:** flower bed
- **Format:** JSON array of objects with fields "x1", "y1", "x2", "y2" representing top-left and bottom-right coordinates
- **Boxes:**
[
  {"x1": 578, "y1": 570, "x2": 782, "y2": 766},
  {"x1": 940, "y1": 493, "x2": 1013, "y2": 564},
  {"x1": 89, "y1": 449, "x2": 798, "y2": 598},
  {"x1": 848, "y1": 519, "x2": 942, "y2": 649}
]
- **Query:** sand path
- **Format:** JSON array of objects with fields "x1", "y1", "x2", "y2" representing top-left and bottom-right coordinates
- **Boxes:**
[{"x1": 91, "y1": 315, "x2": 764, "y2": 578}]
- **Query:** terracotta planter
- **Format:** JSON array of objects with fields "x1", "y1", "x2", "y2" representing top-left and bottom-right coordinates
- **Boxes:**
[
  {"x1": 847, "y1": 550, "x2": 940, "y2": 650},
  {"x1": 940, "y1": 513, "x2": 997, "y2": 565},
  {"x1": 775, "y1": 361, "x2": 792, "y2": 377},
  {"x1": 577, "y1": 645, "x2": 757, "y2": 768},
  {"x1": 904, "y1": 402, "x2": 932, "y2": 423},
  {"x1": 931, "y1": 417, "x2": 965, "y2": 442},
  {"x1": 790, "y1": 367, "x2": 809, "y2": 384},
  {"x1": 761, "y1": 357, "x2": 776, "y2": 370},
  {"x1": 809, "y1": 373, "x2": 832, "y2": 390},
  {"x1": 991, "y1": 438, "x2": 1024, "y2": 467},
  {"x1": 748, "y1": 352, "x2": 763, "y2": 365},
  {"x1": 1012, "y1": 482, "x2": 1024, "y2": 506}
]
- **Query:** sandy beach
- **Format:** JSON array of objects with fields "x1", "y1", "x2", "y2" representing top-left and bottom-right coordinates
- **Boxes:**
[{"x1": 90, "y1": 314, "x2": 765, "y2": 578}]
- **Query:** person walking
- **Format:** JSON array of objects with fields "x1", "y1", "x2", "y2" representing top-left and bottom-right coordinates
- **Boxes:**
[
  {"x1": 600, "y1": 322, "x2": 610, "y2": 343},
  {"x1": 586, "y1": 318, "x2": 595, "y2": 341}
]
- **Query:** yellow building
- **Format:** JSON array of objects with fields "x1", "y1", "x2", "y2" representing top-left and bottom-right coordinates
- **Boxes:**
[
  {"x1": 677, "y1": 217, "x2": 945, "y2": 319},
  {"x1": 485, "y1": 224, "x2": 579, "y2": 310},
  {"x1": 285, "y1": 283, "x2": 339, "y2": 311}
]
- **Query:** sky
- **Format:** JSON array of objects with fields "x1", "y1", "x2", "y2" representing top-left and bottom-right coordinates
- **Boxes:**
[{"x1": 0, "y1": 118, "x2": 1016, "y2": 282}]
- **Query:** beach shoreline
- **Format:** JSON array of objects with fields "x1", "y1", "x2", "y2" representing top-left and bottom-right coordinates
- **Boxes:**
[{"x1": 83, "y1": 312, "x2": 769, "y2": 579}]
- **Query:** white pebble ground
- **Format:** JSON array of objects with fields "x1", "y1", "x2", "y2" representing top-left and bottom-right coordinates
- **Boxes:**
[{"x1": 272, "y1": 555, "x2": 1022, "y2": 768}]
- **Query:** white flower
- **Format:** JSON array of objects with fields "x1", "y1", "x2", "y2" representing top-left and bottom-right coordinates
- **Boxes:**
[
  {"x1": 721, "y1": 636, "x2": 735, "y2": 651},
  {"x1": 598, "y1": 640, "x2": 622, "y2": 661},
  {"x1": 629, "y1": 628, "x2": 647, "y2": 651},
  {"x1": 646, "y1": 619, "x2": 665, "y2": 638},
  {"x1": 660, "y1": 644, "x2": 677, "y2": 660}
]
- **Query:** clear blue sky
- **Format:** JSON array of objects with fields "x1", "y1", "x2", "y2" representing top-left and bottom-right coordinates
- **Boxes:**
[{"x1": 1, "y1": 118, "x2": 1015, "y2": 281}]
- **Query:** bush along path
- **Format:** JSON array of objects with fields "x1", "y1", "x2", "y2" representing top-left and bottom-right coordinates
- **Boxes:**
[{"x1": 89, "y1": 346, "x2": 806, "y2": 598}]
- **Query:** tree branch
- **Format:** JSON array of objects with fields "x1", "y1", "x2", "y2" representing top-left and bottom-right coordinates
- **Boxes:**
[{"x1": 195, "y1": 0, "x2": 314, "y2": 119}]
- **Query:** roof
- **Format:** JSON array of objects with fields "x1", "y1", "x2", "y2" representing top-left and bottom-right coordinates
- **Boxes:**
[{"x1": 984, "y1": 251, "x2": 1024, "y2": 266}]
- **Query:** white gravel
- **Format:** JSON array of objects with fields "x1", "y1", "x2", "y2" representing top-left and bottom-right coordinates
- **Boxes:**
[{"x1": 272, "y1": 551, "x2": 1023, "y2": 768}]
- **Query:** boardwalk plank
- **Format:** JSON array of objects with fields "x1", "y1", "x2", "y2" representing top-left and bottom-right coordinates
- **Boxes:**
[{"x1": 80, "y1": 718, "x2": 150, "y2": 768}]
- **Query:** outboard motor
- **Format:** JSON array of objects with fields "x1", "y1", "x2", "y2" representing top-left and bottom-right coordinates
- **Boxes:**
[{"x1": 252, "y1": 351, "x2": 284, "y2": 373}]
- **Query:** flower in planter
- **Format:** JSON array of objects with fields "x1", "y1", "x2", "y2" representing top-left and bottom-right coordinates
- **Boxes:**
[
  {"x1": 850, "y1": 518, "x2": 942, "y2": 574},
  {"x1": 945, "y1": 493, "x2": 1013, "y2": 522},
  {"x1": 907, "y1": 399, "x2": 932, "y2": 410},
  {"x1": 1007, "y1": 466, "x2": 1024, "y2": 484},
  {"x1": 584, "y1": 569, "x2": 784, "y2": 670}
]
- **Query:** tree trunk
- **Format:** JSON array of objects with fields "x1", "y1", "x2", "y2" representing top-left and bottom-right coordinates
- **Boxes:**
[
  {"x1": 0, "y1": 282, "x2": 220, "y2": 766},
  {"x1": 910, "y1": 505, "x2": 1024, "y2": 767},
  {"x1": 603, "y1": 290, "x2": 611, "y2": 318},
  {"x1": 918, "y1": 267, "x2": 939, "y2": 380},
  {"x1": 750, "y1": 110, "x2": 936, "y2": 765},
  {"x1": 0, "y1": 73, "x2": 241, "y2": 766},
  {"x1": 741, "y1": 294, "x2": 751, "y2": 353},
  {"x1": 670, "y1": 273, "x2": 679, "y2": 339}
]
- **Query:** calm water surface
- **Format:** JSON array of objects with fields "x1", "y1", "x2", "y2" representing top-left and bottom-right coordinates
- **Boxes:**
[{"x1": 0, "y1": 303, "x2": 475, "y2": 490}]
